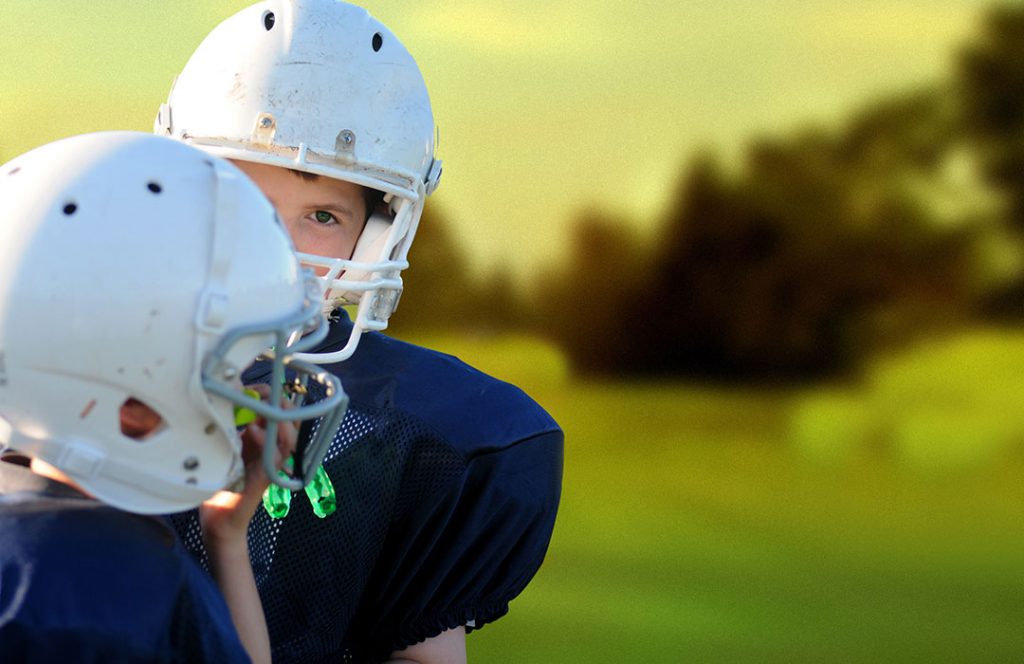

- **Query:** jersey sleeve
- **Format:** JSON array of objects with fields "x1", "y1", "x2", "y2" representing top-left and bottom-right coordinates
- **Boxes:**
[
  {"x1": 0, "y1": 503, "x2": 251, "y2": 664},
  {"x1": 352, "y1": 428, "x2": 564, "y2": 658}
]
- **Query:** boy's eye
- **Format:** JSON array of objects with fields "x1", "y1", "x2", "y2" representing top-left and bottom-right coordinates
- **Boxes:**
[{"x1": 313, "y1": 210, "x2": 336, "y2": 225}]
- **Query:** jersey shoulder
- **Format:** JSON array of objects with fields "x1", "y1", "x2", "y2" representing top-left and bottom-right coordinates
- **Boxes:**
[
  {"x1": 332, "y1": 330, "x2": 562, "y2": 458},
  {"x1": 0, "y1": 466, "x2": 248, "y2": 663}
]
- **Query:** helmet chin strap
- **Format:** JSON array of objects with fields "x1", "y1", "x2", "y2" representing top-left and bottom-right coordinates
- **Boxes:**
[{"x1": 331, "y1": 213, "x2": 391, "y2": 303}]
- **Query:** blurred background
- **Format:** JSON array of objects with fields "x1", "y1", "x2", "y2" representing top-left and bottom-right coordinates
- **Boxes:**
[{"x1": 4, "y1": 1, "x2": 1024, "y2": 661}]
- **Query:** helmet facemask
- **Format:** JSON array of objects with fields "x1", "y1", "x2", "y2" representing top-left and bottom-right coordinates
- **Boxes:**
[{"x1": 202, "y1": 289, "x2": 348, "y2": 489}]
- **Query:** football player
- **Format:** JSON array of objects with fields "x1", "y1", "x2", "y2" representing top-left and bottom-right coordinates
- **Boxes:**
[
  {"x1": 156, "y1": 1, "x2": 564, "y2": 662},
  {"x1": 0, "y1": 131, "x2": 348, "y2": 663}
]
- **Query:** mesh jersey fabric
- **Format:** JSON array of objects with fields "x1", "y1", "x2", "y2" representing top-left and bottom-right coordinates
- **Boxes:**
[
  {"x1": 0, "y1": 458, "x2": 251, "y2": 664},
  {"x1": 170, "y1": 311, "x2": 564, "y2": 663}
]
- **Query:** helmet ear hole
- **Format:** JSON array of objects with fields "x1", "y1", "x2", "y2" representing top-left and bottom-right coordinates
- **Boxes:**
[
  {"x1": 263, "y1": 11, "x2": 276, "y2": 31},
  {"x1": 372, "y1": 32, "x2": 383, "y2": 52},
  {"x1": 119, "y1": 397, "x2": 166, "y2": 441}
]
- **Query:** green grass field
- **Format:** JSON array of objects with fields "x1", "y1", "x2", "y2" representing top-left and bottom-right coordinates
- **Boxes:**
[{"x1": 402, "y1": 329, "x2": 1024, "y2": 663}]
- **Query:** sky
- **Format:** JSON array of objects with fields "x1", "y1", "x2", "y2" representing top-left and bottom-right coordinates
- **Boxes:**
[{"x1": 0, "y1": 0, "x2": 997, "y2": 280}]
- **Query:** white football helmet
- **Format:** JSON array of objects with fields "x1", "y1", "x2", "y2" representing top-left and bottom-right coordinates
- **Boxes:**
[
  {"x1": 156, "y1": 0, "x2": 442, "y2": 363},
  {"x1": 0, "y1": 131, "x2": 348, "y2": 514}
]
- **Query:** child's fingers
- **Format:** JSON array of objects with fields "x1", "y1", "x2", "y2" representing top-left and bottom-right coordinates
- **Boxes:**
[
  {"x1": 240, "y1": 422, "x2": 295, "y2": 478},
  {"x1": 242, "y1": 382, "x2": 299, "y2": 465},
  {"x1": 239, "y1": 425, "x2": 271, "y2": 484}
]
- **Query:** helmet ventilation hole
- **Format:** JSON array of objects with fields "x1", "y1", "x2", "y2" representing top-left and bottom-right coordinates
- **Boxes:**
[
  {"x1": 372, "y1": 32, "x2": 383, "y2": 52},
  {"x1": 119, "y1": 397, "x2": 166, "y2": 441},
  {"x1": 63, "y1": 203, "x2": 77, "y2": 216},
  {"x1": 147, "y1": 182, "x2": 162, "y2": 194},
  {"x1": 7, "y1": 166, "x2": 20, "y2": 176},
  {"x1": 263, "y1": 11, "x2": 276, "y2": 31}
]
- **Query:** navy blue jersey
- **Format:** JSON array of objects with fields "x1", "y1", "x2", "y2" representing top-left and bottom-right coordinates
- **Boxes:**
[
  {"x1": 171, "y1": 312, "x2": 564, "y2": 663},
  {"x1": 0, "y1": 458, "x2": 251, "y2": 663}
]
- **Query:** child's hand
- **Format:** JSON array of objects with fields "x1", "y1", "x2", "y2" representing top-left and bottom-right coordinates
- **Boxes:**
[{"x1": 200, "y1": 385, "x2": 296, "y2": 547}]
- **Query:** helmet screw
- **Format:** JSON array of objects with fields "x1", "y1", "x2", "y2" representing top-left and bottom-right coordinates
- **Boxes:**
[
  {"x1": 252, "y1": 114, "x2": 278, "y2": 146},
  {"x1": 204, "y1": 423, "x2": 217, "y2": 435},
  {"x1": 336, "y1": 129, "x2": 356, "y2": 152},
  {"x1": 183, "y1": 456, "x2": 200, "y2": 471},
  {"x1": 222, "y1": 365, "x2": 238, "y2": 380}
]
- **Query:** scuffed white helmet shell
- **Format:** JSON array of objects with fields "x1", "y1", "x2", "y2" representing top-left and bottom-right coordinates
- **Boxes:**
[
  {"x1": 157, "y1": 0, "x2": 442, "y2": 363},
  {"x1": 0, "y1": 131, "x2": 348, "y2": 513}
]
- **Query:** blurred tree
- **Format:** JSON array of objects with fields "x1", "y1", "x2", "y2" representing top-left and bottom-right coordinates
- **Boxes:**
[
  {"x1": 473, "y1": 266, "x2": 528, "y2": 332},
  {"x1": 539, "y1": 210, "x2": 646, "y2": 373},
  {"x1": 569, "y1": 88, "x2": 1011, "y2": 379},
  {"x1": 958, "y1": 4, "x2": 1024, "y2": 225},
  {"x1": 388, "y1": 204, "x2": 476, "y2": 333},
  {"x1": 389, "y1": 204, "x2": 532, "y2": 335},
  {"x1": 957, "y1": 3, "x2": 1024, "y2": 315},
  {"x1": 627, "y1": 150, "x2": 871, "y2": 377}
]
